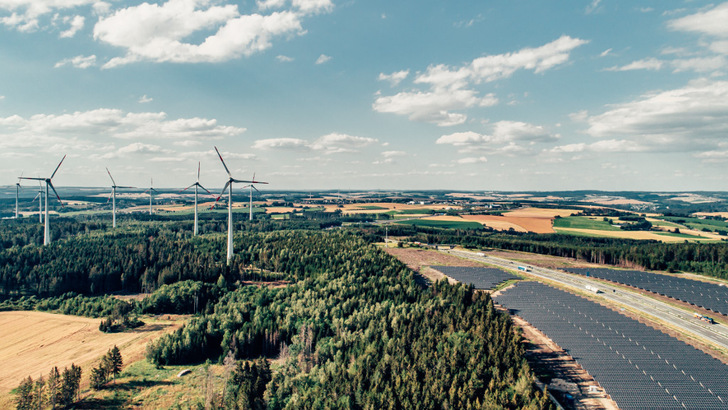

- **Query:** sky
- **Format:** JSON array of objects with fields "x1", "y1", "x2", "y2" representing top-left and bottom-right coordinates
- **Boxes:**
[{"x1": 1, "y1": 0, "x2": 728, "y2": 192}]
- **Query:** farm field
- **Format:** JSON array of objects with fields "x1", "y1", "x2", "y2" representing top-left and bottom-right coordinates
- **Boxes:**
[
  {"x1": 319, "y1": 202, "x2": 461, "y2": 214},
  {"x1": 394, "y1": 216, "x2": 482, "y2": 230},
  {"x1": 552, "y1": 227, "x2": 718, "y2": 242},
  {"x1": 0, "y1": 311, "x2": 182, "y2": 403}
]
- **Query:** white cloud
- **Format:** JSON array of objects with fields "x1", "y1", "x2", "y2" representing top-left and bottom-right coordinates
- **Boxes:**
[
  {"x1": 253, "y1": 132, "x2": 377, "y2": 154},
  {"x1": 670, "y1": 56, "x2": 726, "y2": 73},
  {"x1": 276, "y1": 54, "x2": 293, "y2": 62},
  {"x1": 600, "y1": 48, "x2": 612, "y2": 57},
  {"x1": 59, "y1": 14, "x2": 84, "y2": 38},
  {"x1": 315, "y1": 54, "x2": 331, "y2": 64},
  {"x1": 456, "y1": 156, "x2": 487, "y2": 164},
  {"x1": 0, "y1": 0, "x2": 97, "y2": 32},
  {"x1": 585, "y1": 79, "x2": 728, "y2": 153},
  {"x1": 257, "y1": 0, "x2": 286, "y2": 10},
  {"x1": 92, "y1": 0, "x2": 331, "y2": 68},
  {"x1": 0, "y1": 108, "x2": 245, "y2": 146},
  {"x1": 668, "y1": 3, "x2": 728, "y2": 38},
  {"x1": 54, "y1": 54, "x2": 97, "y2": 68},
  {"x1": 378, "y1": 70, "x2": 409, "y2": 86},
  {"x1": 374, "y1": 36, "x2": 586, "y2": 125},
  {"x1": 436, "y1": 121, "x2": 557, "y2": 156},
  {"x1": 138, "y1": 95, "x2": 153, "y2": 104},
  {"x1": 382, "y1": 150, "x2": 406, "y2": 158},
  {"x1": 604, "y1": 57, "x2": 663, "y2": 71},
  {"x1": 585, "y1": 0, "x2": 602, "y2": 14}
]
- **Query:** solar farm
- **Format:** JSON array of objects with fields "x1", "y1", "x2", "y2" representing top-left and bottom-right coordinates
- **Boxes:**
[
  {"x1": 495, "y1": 281, "x2": 728, "y2": 409},
  {"x1": 564, "y1": 267, "x2": 728, "y2": 316},
  {"x1": 430, "y1": 266, "x2": 519, "y2": 289}
]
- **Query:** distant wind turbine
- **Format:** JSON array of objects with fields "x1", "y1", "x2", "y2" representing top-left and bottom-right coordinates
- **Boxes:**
[
  {"x1": 14, "y1": 175, "x2": 21, "y2": 219},
  {"x1": 244, "y1": 173, "x2": 268, "y2": 221},
  {"x1": 19, "y1": 155, "x2": 66, "y2": 245},
  {"x1": 213, "y1": 146, "x2": 255, "y2": 264},
  {"x1": 144, "y1": 178, "x2": 158, "y2": 215},
  {"x1": 106, "y1": 168, "x2": 135, "y2": 229},
  {"x1": 180, "y1": 162, "x2": 214, "y2": 235}
]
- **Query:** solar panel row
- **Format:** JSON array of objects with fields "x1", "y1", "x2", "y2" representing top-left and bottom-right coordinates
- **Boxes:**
[
  {"x1": 495, "y1": 281, "x2": 728, "y2": 410},
  {"x1": 564, "y1": 267, "x2": 728, "y2": 316},
  {"x1": 430, "y1": 266, "x2": 519, "y2": 290}
]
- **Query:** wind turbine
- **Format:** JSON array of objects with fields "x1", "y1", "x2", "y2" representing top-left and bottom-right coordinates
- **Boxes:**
[
  {"x1": 180, "y1": 162, "x2": 214, "y2": 235},
  {"x1": 144, "y1": 179, "x2": 158, "y2": 215},
  {"x1": 106, "y1": 168, "x2": 135, "y2": 229},
  {"x1": 213, "y1": 146, "x2": 255, "y2": 264},
  {"x1": 14, "y1": 175, "x2": 21, "y2": 219},
  {"x1": 32, "y1": 181, "x2": 43, "y2": 224},
  {"x1": 244, "y1": 173, "x2": 268, "y2": 221},
  {"x1": 19, "y1": 155, "x2": 66, "y2": 245}
]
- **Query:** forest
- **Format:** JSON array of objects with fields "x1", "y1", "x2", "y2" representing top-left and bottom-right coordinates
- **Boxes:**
[{"x1": 0, "y1": 218, "x2": 551, "y2": 409}]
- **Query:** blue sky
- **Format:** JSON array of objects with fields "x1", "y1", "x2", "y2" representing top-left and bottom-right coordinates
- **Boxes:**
[{"x1": 1, "y1": 0, "x2": 727, "y2": 191}]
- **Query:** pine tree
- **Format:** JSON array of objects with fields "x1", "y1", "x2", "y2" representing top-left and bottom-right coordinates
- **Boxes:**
[
  {"x1": 108, "y1": 345, "x2": 123, "y2": 382},
  {"x1": 46, "y1": 366, "x2": 61, "y2": 409},
  {"x1": 90, "y1": 366, "x2": 107, "y2": 390},
  {"x1": 14, "y1": 376, "x2": 34, "y2": 410}
]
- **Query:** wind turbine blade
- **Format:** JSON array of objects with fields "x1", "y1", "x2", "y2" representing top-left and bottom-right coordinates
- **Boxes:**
[
  {"x1": 179, "y1": 183, "x2": 196, "y2": 194},
  {"x1": 107, "y1": 191, "x2": 113, "y2": 203},
  {"x1": 18, "y1": 177, "x2": 44, "y2": 181},
  {"x1": 117, "y1": 185, "x2": 135, "y2": 189},
  {"x1": 106, "y1": 167, "x2": 117, "y2": 186},
  {"x1": 214, "y1": 146, "x2": 232, "y2": 177},
  {"x1": 197, "y1": 161, "x2": 201, "y2": 182},
  {"x1": 253, "y1": 180, "x2": 269, "y2": 185},
  {"x1": 48, "y1": 181, "x2": 64, "y2": 207},
  {"x1": 211, "y1": 181, "x2": 230, "y2": 209},
  {"x1": 252, "y1": 185, "x2": 260, "y2": 192},
  {"x1": 50, "y1": 155, "x2": 66, "y2": 179},
  {"x1": 231, "y1": 178, "x2": 254, "y2": 184},
  {"x1": 197, "y1": 183, "x2": 213, "y2": 196},
  {"x1": 33, "y1": 192, "x2": 41, "y2": 201}
]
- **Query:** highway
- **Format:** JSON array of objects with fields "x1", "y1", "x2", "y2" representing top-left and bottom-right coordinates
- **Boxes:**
[{"x1": 444, "y1": 249, "x2": 728, "y2": 352}]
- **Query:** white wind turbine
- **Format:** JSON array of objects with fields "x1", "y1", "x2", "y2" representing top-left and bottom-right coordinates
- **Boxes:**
[
  {"x1": 106, "y1": 168, "x2": 135, "y2": 229},
  {"x1": 19, "y1": 155, "x2": 66, "y2": 245},
  {"x1": 14, "y1": 175, "x2": 21, "y2": 219},
  {"x1": 180, "y1": 162, "x2": 214, "y2": 235},
  {"x1": 31, "y1": 182, "x2": 43, "y2": 224},
  {"x1": 144, "y1": 179, "x2": 158, "y2": 215},
  {"x1": 244, "y1": 173, "x2": 268, "y2": 221},
  {"x1": 212, "y1": 146, "x2": 255, "y2": 264}
]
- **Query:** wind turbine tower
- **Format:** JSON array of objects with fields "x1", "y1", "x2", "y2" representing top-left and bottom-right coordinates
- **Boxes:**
[
  {"x1": 145, "y1": 179, "x2": 158, "y2": 215},
  {"x1": 246, "y1": 173, "x2": 269, "y2": 221},
  {"x1": 14, "y1": 178, "x2": 21, "y2": 219},
  {"x1": 106, "y1": 168, "x2": 135, "y2": 229},
  {"x1": 19, "y1": 155, "x2": 66, "y2": 245},
  {"x1": 213, "y1": 146, "x2": 255, "y2": 264},
  {"x1": 181, "y1": 162, "x2": 213, "y2": 235}
]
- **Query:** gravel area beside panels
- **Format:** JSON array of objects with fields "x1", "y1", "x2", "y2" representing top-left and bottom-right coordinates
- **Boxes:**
[
  {"x1": 430, "y1": 266, "x2": 519, "y2": 289},
  {"x1": 495, "y1": 281, "x2": 728, "y2": 410},
  {"x1": 564, "y1": 267, "x2": 728, "y2": 315}
]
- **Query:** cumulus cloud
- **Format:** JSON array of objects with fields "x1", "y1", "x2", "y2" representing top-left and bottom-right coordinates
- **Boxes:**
[
  {"x1": 374, "y1": 36, "x2": 587, "y2": 126},
  {"x1": 604, "y1": 57, "x2": 663, "y2": 71},
  {"x1": 315, "y1": 54, "x2": 331, "y2": 64},
  {"x1": 253, "y1": 132, "x2": 378, "y2": 154},
  {"x1": 668, "y1": 3, "x2": 728, "y2": 38},
  {"x1": 456, "y1": 156, "x2": 487, "y2": 164},
  {"x1": 0, "y1": 108, "x2": 246, "y2": 146},
  {"x1": 90, "y1": 0, "x2": 332, "y2": 68},
  {"x1": 276, "y1": 54, "x2": 293, "y2": 62},
  {"x1": 436, "y1": 121, "x2": 557, "y2": 156},
  {"x1": 0, "y1": 0, "x2": 97, "y2": 32},
  {"x1": 59, "y1": 14, "x2": 84, "y2": 38},
  {"x1": 566, "y1": 79, "x2": 728, "y2": 158},
  {"x1": 54, "y1": 54, "x2": 96, "y2": 69},
  {"x1": 378, "y1": 70, "x2": 409, "y2": 86}
]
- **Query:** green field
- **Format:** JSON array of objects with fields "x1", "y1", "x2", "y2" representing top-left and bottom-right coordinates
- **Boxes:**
[
  {"x1": 661, "y1": 216, "x2": 728, "y2": 233},
  {"x1": 552, "y1": 216, "x2": 622, "y2": 231},
  {"x1": 395, "y1": 219, "x2": 483, "y2": 230}
]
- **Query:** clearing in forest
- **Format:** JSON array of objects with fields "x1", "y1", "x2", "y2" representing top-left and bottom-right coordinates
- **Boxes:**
[{"x1": 0, "y1": 311, "x2": 182, "y2": 399}]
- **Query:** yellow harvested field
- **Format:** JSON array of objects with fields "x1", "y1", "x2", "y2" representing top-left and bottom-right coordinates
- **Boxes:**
[
  {"x1": 265, "y1": 206, "x2": 302, "y2": 213},
  {"x1": 553, "y1": 228, "x2": 715, "y2": 243},
  {"x1": 0, "y1": 311, "x2": 181, "y2": 393},
  {"x1": 504, "y1": 207, "x2": 579, "y2": 218},
  {"x1": 320, "y1": 202, "x2": 461, "y2": 214},
  {"x1": 461, "y1": 214, "x2": 554, "y2": 233}
]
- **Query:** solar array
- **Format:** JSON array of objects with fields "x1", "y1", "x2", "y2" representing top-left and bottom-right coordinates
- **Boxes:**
[
  {"x1": 430, "y1": 266, "x2": 519, "y2": 290},
  {"x1": 564, "y1": 267, "x2": 728, "y2": 315},
  {"x1": 495, "y1": 281, "x2": 728, "y2": 410}
]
